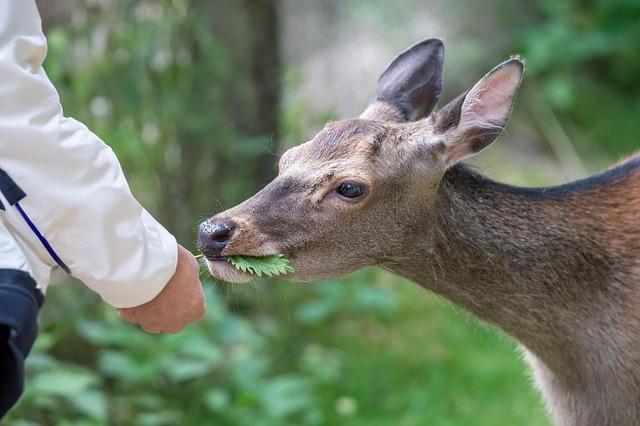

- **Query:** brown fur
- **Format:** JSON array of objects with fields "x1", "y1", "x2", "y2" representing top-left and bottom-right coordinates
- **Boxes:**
[
  {"x1": 201, "y1": 43, "x2": 640, "y2": 425},
  {"x1": 422, "y1": 160, "x2": 640, "y2": 426}
]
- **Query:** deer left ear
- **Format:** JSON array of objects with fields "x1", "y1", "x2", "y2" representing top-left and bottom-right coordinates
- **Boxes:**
[
  {"x1": 361, "y1": 38, "x2": 444, "y2": 123},
  {"x1": 434, "y1": 58, "x2": 524, "y2": 166}
]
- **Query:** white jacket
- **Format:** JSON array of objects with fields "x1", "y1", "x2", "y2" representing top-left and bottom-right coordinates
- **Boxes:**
[{"x1": 0, "y1": 0, "x2": 177, "y2": 308}]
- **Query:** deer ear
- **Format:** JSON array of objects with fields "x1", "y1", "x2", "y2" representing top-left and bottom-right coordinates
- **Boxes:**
[
  {"x1": 434, "y1": 58, "x2": 524, "y2": 166},
  {"x1": 361, "y1": 38, "x2": 444, "y2": 122}
]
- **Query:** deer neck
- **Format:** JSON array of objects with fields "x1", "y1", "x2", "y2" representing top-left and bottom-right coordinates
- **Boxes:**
[{"x1": 388, "y1": 164, "x2": 629, "y2": 385}]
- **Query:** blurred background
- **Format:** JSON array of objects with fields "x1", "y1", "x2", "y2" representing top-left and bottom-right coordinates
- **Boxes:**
[{"x1": 6, "y1": 0, "x2": 640, "y2": 424}]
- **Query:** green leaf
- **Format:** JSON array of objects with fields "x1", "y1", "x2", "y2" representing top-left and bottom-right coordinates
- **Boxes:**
[
  {"x1": 260, "y1": 375, "x2": 313, "y2": 418},
  {"x1": 227, "y1": 254, "x2": 294, "y2": 277},
  {"x1": 163, "y1": 360, "x2": 212, "y2": 382},
  {"x1": 136, "y1": 411, "x2": 183, "y2": 426},
  {"x1": 99, "y1": 350, "x2": 151, "y2": 383},
  {"x1": 175, "y1": 332, "x2": 223, "y2": 363},
  {"x1": 69, "y1": 390, "x2": 107, "y2": 421},
  {"x1": 203, "y1": 388, "x2": 231, "y2": 412},
  {"x1": 29, "y1": 369, "x2": 98, "y2": 398}
]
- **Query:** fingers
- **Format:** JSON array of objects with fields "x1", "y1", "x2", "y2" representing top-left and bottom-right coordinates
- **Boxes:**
[
  {"x1": 117, "y1": 307, "x2": 138, "y2": 324},
  {"x1": 162, "y1": 324, "x2": 186, "y2": 334},
  {"x1": 117, "y1": 296, "x2": 205, "y2": 334},
  {"x1": 138, "y1": 320, "x2": 187, "y2": 334},
  {"x1": 115, "y1": 243, "x2": 207, "y2": 335},
  {"x1": 178, "y1": 244, "x2": 201, "y2": 275},
  {"x1": 141, "y1": 324, "x2": 163, "y2": 334}
]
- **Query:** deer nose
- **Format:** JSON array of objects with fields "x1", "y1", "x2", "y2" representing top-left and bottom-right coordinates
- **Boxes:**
[{"x1": 197, "y1": 220, "x2": 236, "y2": 259}]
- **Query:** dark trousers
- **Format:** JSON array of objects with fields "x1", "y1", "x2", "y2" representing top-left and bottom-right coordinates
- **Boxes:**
[{"x1": 0, "y1": 269, "x2": 43, "y2": 419}]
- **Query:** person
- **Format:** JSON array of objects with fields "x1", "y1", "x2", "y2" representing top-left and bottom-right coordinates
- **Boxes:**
[{"x1": 0, "y1": 0, "x2": 206, "y2": 418}]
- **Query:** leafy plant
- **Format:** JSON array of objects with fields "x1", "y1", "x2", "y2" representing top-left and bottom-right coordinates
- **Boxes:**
[
  {"x1": 228, "y1": 254, "x2": 294, "y2": 277},
  {"x1": 195, "y1": 253, "x2": 294, "y2": 278}
]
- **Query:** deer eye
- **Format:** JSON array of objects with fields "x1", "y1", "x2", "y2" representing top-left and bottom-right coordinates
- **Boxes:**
[{"x1": 336, "y1": 181, "x2": 366, "y2": 199}]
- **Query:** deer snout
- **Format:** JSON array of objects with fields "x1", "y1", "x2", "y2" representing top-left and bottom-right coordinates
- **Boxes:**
[{"x1": 197, "y1": 219, "x2": 236, "y2": 260}]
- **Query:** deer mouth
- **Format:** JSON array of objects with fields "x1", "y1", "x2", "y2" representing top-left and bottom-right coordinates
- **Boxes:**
[{"x1": 205, "y1": 257, "x2": 254, "y2": 283}]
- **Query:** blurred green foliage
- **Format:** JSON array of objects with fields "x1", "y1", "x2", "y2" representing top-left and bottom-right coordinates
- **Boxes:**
[
  {"x1": 42, "y1": 0, "x2": 279, "y2": 242},
  {"x1": 9, "y1": 272, "x2": 547, "y2": 426},
  {"x1": 519, "y1": 0, "x2": 640, "y2": 159},
  {"x1": 8, "y1": 0, "x2": 640, "y2": 424}
]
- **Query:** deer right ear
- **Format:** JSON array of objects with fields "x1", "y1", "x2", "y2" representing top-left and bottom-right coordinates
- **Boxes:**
[
  {"x1": 433, "y1": 58, "x2": 524, "y2": 166},
  {"x1": 361, "y1": 38, "x2": 444, "y2": 123}
]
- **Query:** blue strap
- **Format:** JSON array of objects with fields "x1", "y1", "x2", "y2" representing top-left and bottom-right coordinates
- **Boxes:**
[
  {"x1": 0, "y1": 168, "x2": 70, "y2": 274},
  {"x1": 14, "y1": 203, "x2": 70, "y2": 274}
]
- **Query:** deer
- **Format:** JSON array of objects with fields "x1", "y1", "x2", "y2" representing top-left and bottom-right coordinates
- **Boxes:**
[{"x1": 197, "y1": 38, "x2": 640, "y2": 426}]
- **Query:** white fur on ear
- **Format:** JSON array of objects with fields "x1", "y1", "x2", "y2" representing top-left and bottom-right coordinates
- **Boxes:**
[
  {"x1": 460, "y1": 58, "x2": 524, "y2": 131},
  {"x1": 441, "y1": 58, "x2": 524, "y2": 165},
  {"x1": 360, "y1": 102, "x2": 406, "y2": 123}
]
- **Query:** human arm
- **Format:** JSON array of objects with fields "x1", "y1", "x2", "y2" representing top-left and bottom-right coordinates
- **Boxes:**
[{"x1": 0, "y1": 0, "x2": 204, "y2": 331}]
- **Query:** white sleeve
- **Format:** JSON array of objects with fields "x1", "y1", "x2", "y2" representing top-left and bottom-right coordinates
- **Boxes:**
[{"x1": 0, "y1": 0, "x2": 178, "y2": 308}]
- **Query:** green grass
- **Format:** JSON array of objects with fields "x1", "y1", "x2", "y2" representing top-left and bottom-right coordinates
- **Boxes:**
[
  {"x1": 8, "y1": 268, "x2": 551, "y2": 425},
  {"x1": 263, "y1": 269, "x2": 551, "y2": 426}
]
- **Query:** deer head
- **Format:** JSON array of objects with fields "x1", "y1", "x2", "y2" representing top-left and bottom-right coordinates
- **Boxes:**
[{"x1": 198, "y1": 39, "x2": 523, "y2": 283}]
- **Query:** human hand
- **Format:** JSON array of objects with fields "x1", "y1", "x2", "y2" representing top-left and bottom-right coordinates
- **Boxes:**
[{"x1": 117, "y1": 244, "x2": 205, "y2": 333}]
